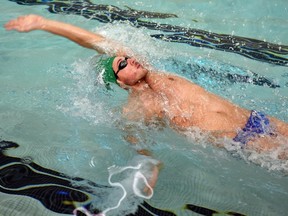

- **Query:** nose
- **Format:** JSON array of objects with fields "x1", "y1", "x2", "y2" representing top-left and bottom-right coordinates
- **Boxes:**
[{"x1": 128, "y1": 58, "x2": 138, "y2": 66}]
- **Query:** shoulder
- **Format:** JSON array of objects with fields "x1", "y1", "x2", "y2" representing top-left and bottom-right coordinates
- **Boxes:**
[
  {"x1": 124, "y1": 87, "x2": 164, "y2": 120},
  {"x1": 147, "y1": 71, "x2": 195, "y2": 88}
]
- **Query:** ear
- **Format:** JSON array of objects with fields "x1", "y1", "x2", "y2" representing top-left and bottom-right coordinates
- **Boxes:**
[{"x1": 117, "y1": 79, "x2": 131, "y2": 90}]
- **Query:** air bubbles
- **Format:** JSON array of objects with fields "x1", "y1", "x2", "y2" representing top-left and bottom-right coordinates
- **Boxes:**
[
  {"x1": 89, "y1": 156, "x2": 96, "y2": 167},
  {"x1": 57, "y1": 151, "x2": 70, "y2": 162},
  {"x1": 21, "y1": 156, "x2": 33, "y2": 164},
  {"x1": 91, "y1": 157, "x2": 156, "y2": 216}
]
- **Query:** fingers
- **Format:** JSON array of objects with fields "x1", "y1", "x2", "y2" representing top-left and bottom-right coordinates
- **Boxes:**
[
  {"x1": 4, "y1": 14, "x2": 43, "y2": 32},
  {"x1": 4, "y1": 19, "x2": 17, "y2": 31},
  {"x1": 4, "y1": 16, "x2": 26, "y2": 32}
]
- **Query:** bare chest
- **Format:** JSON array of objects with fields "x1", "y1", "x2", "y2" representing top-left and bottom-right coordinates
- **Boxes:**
[{"x1": 126, "y1": 85, "x2": 197, "y2": 127}]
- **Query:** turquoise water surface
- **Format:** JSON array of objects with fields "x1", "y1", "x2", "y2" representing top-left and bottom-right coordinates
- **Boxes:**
[{"x1": 1, "y1": 0, "x2": 288, "y2": 216}]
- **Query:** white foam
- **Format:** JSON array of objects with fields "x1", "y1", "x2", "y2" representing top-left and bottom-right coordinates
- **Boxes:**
[{"x1": 221, "y1": 136, "x2": 288, "y2": 173}]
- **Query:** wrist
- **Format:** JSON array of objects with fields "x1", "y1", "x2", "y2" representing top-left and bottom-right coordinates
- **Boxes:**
[{"x1": 39, "y1": 18, "x2": 49, "y2": 30}]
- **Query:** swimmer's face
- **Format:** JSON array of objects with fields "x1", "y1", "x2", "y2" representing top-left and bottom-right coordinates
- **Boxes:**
[{"x1": 112, "y1": 57, "x2": 148, "y2": 86}]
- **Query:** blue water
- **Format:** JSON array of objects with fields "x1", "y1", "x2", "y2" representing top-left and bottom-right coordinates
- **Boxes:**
[{"x1": 1, "y1": 0, "x2": 288, "y2": 215}]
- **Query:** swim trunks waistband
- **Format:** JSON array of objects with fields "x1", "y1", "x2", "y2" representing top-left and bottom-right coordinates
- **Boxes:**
[{"x1": 233, "y1": 110, "x2": 273, "y2": 145}]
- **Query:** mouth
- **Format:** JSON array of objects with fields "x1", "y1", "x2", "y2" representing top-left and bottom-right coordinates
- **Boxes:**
[{"x1": 136, "y1": 62, "x2": 141, "y2": 69}]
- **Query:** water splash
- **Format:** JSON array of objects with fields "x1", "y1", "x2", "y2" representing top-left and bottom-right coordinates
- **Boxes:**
[
  {"x1": 101, "y1": 164, "x2": 153, "y2": 215},
  {"x1": 74, "y1": 158, "x2": 157, "y2": 216}
]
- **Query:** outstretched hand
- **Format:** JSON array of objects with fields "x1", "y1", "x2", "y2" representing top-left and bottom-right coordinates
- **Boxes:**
[{"x1": 4, "y1": 14, "x2": 45, "y2": 32}]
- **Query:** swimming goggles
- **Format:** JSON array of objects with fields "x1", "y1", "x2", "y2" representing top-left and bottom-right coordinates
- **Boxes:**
[{"x1": 115, "y1": 57, "x2": 129, "y2": 78}]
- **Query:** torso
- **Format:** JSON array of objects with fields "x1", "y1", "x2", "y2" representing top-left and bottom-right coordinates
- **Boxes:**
[{"x1": 124, "y1": 71, "x2": 250, "y2": 138}]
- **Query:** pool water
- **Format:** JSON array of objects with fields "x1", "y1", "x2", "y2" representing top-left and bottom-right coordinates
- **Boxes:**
[{"x1": 1, "y1": 0, "x2": 288, "y2": 216}]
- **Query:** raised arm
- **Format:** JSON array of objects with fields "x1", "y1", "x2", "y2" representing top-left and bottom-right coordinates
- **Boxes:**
[{"x1": 4, "y1": 14, "x2": 130, "y2": 56}]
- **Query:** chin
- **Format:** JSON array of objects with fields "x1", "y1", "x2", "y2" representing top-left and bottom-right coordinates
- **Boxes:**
[{"x1": 139, "y1": 70, "x2": 148, "y2": 79}]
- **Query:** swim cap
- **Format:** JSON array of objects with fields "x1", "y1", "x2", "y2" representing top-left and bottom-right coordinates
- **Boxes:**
[{"x1": 97, "y1": 56, "x2": 117, "y2": 85}]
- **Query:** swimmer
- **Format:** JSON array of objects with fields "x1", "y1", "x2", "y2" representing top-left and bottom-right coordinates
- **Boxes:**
[{"x1": 4, "y1": 15, "x2": 288, "y2": 158}]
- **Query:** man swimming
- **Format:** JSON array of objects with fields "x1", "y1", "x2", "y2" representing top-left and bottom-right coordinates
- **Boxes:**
[{"x1": 4, "y1": 15, "x2": 288, "y2": 157}]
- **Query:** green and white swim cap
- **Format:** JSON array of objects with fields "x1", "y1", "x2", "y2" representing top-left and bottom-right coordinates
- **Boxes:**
[{"x1": 94, "y1": 55, "x2": 117, "y2": 88}]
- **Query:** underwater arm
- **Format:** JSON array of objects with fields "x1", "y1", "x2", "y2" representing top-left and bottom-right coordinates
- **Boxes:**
[
  {"x1": 4, "y1": 14, "x2": 130, "y2": 56},
  {"x1": 124, "y1": 132, "x2": 161, "y2": 193},
  {"x1": 137, "y1": 150, "x2": 162, "y2": 195}
]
